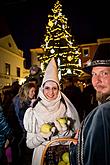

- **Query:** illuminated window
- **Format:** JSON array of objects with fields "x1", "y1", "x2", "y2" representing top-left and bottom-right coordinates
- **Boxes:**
[
  {"x1": 5, "y1": 63, "x2": 10, "y2": 75},
  {"x1": 82, "y1": 48, "x2": 89, "y2": 57},
  {"x1": 17, "y1": 67, "x2": 20, "y2": 77}
]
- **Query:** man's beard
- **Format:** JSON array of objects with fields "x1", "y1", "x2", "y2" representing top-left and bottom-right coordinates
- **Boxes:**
[{"x1": 96, "y1": 92, "x2": 110, "y2": 103}]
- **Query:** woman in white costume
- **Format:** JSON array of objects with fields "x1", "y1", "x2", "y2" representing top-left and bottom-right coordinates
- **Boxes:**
[{"x1": 23, "y1": 57, "x2": 80, "y2": 165}]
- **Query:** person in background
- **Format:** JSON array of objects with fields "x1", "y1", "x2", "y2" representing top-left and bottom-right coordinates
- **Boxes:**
[
  {"x1": 0, "y1": 105, "x2": 13, "y2": 165},
  {"x1": 2, "y1": 87, "x2": 22, "y2": 165},
  {"x1": 82, "y1": 78, "x2": 98, "y2": 119},
  {"x1": 23, "y1": 57, "x2": 80, "y2": 165},
  {"x1": 11, "y1": 80, "x2": 20, "y2": 98},
  {"x1": 75, "y1": 43, "x2": 110, "y2": 165},
  {"x1": 11, "y1": 82, "x2": 37, "y2": 165},
  {"x1": 16, "y1": 82, "x2": 37, "y2": 128},
  {"x1": 25, "y1": 64, "x2": 43, "y2": 94},
  {"x1": 63, "y1": 76, "x2": 83, "y2": 122}
]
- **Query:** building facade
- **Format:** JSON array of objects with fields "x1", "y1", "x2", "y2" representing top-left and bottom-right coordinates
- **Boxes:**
[
  {"x1": 0, "y1": 34, "x2": 29, "y2": 91},
  {"x1": 79, "y1": 38, "x2": 110, "y2": 68}
]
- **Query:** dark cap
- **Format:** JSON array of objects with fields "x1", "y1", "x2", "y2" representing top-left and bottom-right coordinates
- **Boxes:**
[
  {"x1": 30, "y1": 65, "x2": 40, "y2": 75},
  {"x1": 83, "y1": 43, "x2": 110, "y2": 73}
]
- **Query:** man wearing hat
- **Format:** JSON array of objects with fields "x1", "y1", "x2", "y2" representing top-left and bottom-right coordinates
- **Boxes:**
[{"x1": 75, "y1": 43, "x2": 110, "y2": 165}]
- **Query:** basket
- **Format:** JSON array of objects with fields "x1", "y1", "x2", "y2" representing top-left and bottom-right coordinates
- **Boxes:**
[{"x1": 41, "y1": 137, "x2": 77, "y2": 165}]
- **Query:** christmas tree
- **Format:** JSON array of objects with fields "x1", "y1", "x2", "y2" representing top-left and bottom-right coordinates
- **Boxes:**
[{"x1": 38, "y1": 0, "x2": 83, "y2": 77}]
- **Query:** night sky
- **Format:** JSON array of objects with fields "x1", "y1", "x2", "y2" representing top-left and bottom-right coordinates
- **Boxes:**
[{"x1": 1, "y1": 0, "x2": 110, "y2": 67}]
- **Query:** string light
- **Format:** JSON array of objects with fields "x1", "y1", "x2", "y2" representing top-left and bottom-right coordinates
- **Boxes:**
[{"x1": 37, "y1": 0, "x2": 83, "y2": 77}]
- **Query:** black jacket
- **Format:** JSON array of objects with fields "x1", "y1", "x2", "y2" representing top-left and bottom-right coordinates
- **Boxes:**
[
  {"x1": 76, "y1": 98, "x2": 110, "y2": 165},
  {"x1": 0, "y1": 106, "x2": 13, "y2": 158}
]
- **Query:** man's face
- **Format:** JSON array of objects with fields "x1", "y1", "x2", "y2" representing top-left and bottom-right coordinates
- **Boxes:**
[{"x1": 92, "y1": 66, "x2": 110, "y2": 102}]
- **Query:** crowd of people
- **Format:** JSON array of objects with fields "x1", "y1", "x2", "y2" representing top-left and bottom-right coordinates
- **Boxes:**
[{"x1": 0, "y1": 42, "x2": 110, "y2": 165}]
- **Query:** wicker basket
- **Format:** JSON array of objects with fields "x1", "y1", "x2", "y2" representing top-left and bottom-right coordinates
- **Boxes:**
[{"x1": 41, "y1": 137, "x2": 77, "y2": 165}]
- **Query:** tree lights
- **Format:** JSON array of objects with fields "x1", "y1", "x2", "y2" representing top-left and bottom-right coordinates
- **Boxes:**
[{"x1": 38, "y1": 0, "x2": 83, "y2": 77}]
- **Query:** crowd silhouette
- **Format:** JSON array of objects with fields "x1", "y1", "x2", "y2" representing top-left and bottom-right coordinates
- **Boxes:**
[{"x1": 0, "y1": 70, "x2": 97, "y2": 165}]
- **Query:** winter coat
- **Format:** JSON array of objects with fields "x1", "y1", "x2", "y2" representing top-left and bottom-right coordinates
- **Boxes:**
[
  {"x1": 12, "y1": 95, "x2": 32, "y2": 130},
  {"x1": 10, "y1": 95, "x2": 34, "y2": 165},
  {"x1": 76, "y1": 97, "x2": 110, "y2": 165},
  {"x1": 0, "y1": 106, "x2": 12, "y2": 159},
  {"x1": 23, "y1": 89, "x2": 80, "y2": 165}
]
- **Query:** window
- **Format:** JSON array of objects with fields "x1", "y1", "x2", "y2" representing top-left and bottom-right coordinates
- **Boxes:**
[
  {"x1": 82, "y1": 48, "x2": 89, "y2": 57},
  {"x1": 5, "y1": 63, "x2": 10, "y2": 75},
  {"x1": 17, "y1": 67, "x2": 20, "y2": 77},
  {"x1": 8, "y1": 43, "x2": 12, "y2": 47}
]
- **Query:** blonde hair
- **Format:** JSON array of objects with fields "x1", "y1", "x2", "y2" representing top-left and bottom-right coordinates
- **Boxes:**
[{"x1": 18, "y1": 82, "x2": 36, "y2": 103}]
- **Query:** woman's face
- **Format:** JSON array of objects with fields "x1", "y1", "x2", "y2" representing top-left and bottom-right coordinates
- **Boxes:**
[
  {"x1": 28, "y1": 87, "x2": 36, "y2": 99},
  {"x1": 43, "y1": 81, "x2": 59, "y2": 100}
]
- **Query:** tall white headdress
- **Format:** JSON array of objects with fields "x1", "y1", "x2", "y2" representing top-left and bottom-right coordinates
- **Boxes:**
[{"x1": 42, "y1": 57, "x2": 60, "y2": 87}]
